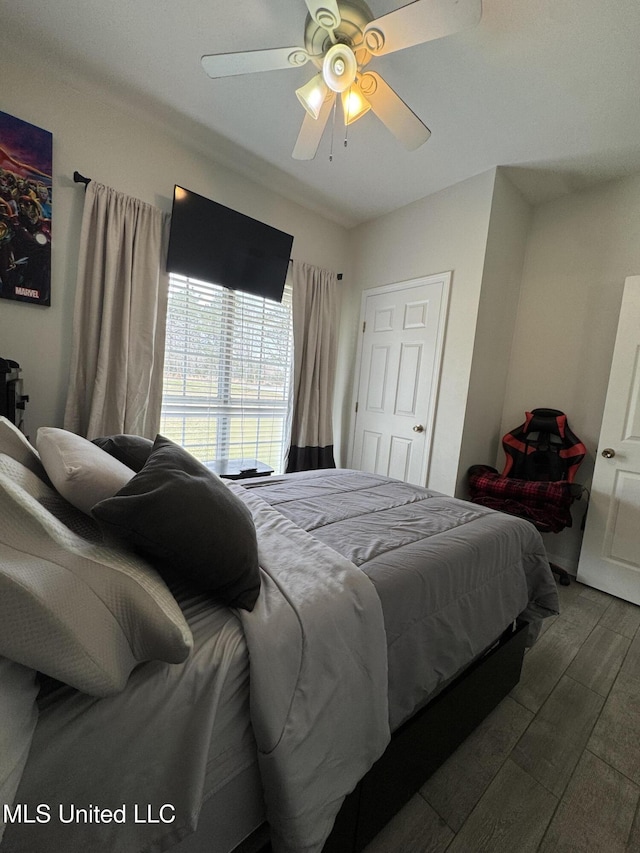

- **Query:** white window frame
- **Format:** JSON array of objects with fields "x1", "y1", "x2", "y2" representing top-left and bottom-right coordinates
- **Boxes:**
[{"x1": 160, "y1": 273, "x2": 293, "y2": 472}]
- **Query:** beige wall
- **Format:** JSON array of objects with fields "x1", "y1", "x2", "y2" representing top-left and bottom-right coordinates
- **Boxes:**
[
  {"x1": 0, "y1": 45, "x2": 351, "y2": 439},
  {"x1": 343, "y1": 168, "x2": 640, "y2": 573},
  {"x1": 500, "y1": 172, "x2": 640, "y2": 570},
  {"x1": 459, "y1": 169, "x2": 532, "y2": 490},
  {"x1": 338, "y1": 169, "x2": 496, "y2": 496}
]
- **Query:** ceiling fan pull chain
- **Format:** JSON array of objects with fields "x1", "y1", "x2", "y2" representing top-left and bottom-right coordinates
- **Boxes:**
[
  {"x1": 344, "y1": 95, "x2": 350, "y2": 148},
  {"x1": 329, "y1": 94, "x2": 338, "y2": 162}
]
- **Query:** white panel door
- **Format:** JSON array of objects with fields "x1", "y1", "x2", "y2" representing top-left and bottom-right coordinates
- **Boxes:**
[
  {"x1": 350, "y1": 273, "x2": 450, "y2": 486},
  {"x1": 577, "y1": 276, "x2": 640, "y2": 604}
]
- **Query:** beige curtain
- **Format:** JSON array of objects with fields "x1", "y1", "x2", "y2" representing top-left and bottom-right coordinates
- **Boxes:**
[
  {"x1": 286, "y1": 260, "x2": 339, "y2": 472},
  {"x1": 64, "y1": 182, "x2": 169, "y2": 439}
]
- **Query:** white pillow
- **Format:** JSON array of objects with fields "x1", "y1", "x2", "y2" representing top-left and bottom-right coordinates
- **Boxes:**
[
  {"x1": 37, "y1": 426, "x2": 135, "y2": 514},
  {"x1": 0, "y1": 457, "x2": 193, "y2": 696},
  {"x1": 0, "y1": 416, "x2": 48, "y2": 482},
  {"x1": 0, "y1": 657, "x2": 39, "y2": 844}
]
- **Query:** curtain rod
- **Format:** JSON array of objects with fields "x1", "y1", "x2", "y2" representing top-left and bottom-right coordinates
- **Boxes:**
[
  {"x1": 73, "y1": 176, "x2": 343, "y2": 278},
  {"x1": 288, "y1": 259, "x2": 343, "y2": 280}
]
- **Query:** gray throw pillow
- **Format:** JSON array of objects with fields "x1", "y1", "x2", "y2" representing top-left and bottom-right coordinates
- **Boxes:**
[
  {"x1": 92, "y1": 434, "x2": 154, "y2": 472},
  {"x1": 92, "y1": 435, "x2": 261, "y2": 611}
]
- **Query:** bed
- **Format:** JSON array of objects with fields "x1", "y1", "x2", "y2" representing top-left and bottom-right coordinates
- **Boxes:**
[{"x1": 0, "y1": 421, "x2": 559, "y2": 853}]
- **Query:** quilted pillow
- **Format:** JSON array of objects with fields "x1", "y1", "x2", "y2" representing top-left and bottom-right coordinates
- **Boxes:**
[
  {"x1": 0, "y1": 415, "x2": 49, "y2": 482},
  {"x1": 0, "y1": 456, "x2": 193, "y2": 696},
  {"x1": 0, "y1": 656, "x2": 39, "y2": 843},
  {"x1": 0, "y1": 453, "x2": 103, "y2": 542},
  {"x1": 92, "y1": 433, "x2": 154, "y2": 472},
  {"x1": 92, "y1": 435, "x2": 261, "y2": 611},
  {"x1": 37, "y1": 426, "x2": 135, "y2": 514}
]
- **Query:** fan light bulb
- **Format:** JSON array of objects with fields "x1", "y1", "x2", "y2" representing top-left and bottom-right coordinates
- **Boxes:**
[
  {"x1": 295, "y1": 74, "x2": 329, "y2": 120},
  {"x1": 341, "y1": 87, "x2": 371, "y2": 125},
  {"x1": 322, "y1": 44, "x2": 357, "y2": 93}
]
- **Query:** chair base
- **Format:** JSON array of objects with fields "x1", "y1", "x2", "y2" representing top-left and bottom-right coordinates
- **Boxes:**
[{"x1": 550, "y1": 562, "x2": 571, "y2": 586}]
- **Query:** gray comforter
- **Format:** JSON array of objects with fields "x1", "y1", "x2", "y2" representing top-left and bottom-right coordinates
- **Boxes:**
[
  {"x1": 238, "y1": 469, "x2": 559, "y2": 730},
  {"x1": 231, "y1": 486, "x2": 390, "y2": 853}
]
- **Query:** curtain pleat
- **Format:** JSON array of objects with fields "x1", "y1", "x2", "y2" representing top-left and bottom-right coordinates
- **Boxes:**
[
  {"x1": 286, "y1": 261, "x2": 339, "y2": 473},
  {"x1": 64, "y1": 182, "x2": 169, "y2": 439}
]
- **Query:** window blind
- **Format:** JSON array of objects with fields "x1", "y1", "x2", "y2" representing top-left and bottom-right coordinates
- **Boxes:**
[{"x1": 160, "y1": 273, "x2": 293, "y2": 472}]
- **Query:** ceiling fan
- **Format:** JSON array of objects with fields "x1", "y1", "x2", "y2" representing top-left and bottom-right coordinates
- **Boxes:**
[{"x1": 201, "y1": 0, "x2": 482, "y2": 160}]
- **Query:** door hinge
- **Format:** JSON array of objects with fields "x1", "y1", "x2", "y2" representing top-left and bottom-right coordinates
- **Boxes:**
[
  {"x1": 362, "y1": 321, "x2": 366, "y2": 333},
  {"x1": 355, "y1": 401, "x2": 359, "y2": 413}
]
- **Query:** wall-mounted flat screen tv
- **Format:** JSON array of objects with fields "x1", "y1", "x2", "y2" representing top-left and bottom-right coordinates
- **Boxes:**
[{"x1": 166, "y1": 186, "x2": 294, "y2": 303}]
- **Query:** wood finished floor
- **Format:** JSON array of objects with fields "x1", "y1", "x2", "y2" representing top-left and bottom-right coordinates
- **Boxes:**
[{"x1": 363, "y1": 580, "x2": 640, "y2": 853}]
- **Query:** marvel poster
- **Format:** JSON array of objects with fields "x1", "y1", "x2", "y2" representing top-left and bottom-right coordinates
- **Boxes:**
[{"x1": 0, "y1": 110, "x2": 52, "y2": 306}]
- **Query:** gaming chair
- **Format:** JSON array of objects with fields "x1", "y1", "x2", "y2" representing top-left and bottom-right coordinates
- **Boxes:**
[{"x1": 468, "y1": 408, "x2": 587, "y2": 586}]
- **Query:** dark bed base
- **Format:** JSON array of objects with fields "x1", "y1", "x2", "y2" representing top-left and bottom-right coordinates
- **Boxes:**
[{"x1": 249, "y1": 620, "x2": 528, "y2": 853}]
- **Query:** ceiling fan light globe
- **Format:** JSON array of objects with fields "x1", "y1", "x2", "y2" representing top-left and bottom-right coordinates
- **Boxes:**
[
  {"x1": 296, "y1": 74, "x2": 330, "y2": 120},
  {"x1": 322, "y1": 43, "x2": 357, "y2": 92},
  {"x1": 341, "y1": 87, "x2": 371, "y2": 125}
]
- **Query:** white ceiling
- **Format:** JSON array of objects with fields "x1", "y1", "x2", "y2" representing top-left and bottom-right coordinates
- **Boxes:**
[{"x1": 4, "y1": 0, "x2": 640, "y2": 227}]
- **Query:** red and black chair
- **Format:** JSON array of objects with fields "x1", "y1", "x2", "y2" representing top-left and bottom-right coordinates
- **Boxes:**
[{"x1": 468, "y1": 408, "x2": 587, "y2": 586}]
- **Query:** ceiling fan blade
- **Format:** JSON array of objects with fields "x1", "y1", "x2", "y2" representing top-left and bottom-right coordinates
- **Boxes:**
[
  {"x1": 356, "y1": 73, "x2": 431, "y2": 150},
  {"x1": 201, "y1": 46, "x2": 311, "y2": 79},
  {"x1": 363, "y1": 0, "x2": 482, "y2": 57},
  {"x1": 292, "y1": 93, "x2": 335, "y2": 160},
  {"x1": 303, "y1": 0, "x2": 342, "y2": 32}
]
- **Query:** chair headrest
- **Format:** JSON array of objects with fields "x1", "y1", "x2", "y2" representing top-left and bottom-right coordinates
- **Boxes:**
[{"x1": 524, "y1": 408, "x2": 567, "y2": 438}]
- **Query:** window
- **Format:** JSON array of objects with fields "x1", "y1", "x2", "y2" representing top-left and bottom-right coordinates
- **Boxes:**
[{"x1": 160, "y1": 273, "x2": 293, "y2": 472}]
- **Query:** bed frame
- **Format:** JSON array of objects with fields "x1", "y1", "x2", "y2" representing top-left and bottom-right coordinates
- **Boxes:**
[{"x1": 238, "y1": 618, "x2": 528, "y2": 853}]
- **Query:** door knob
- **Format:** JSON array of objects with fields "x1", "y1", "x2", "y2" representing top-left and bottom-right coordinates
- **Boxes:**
[
  {"x1": 413, "y1": 424, "x2": 424, "y2": 433},
  {"x1": 601, "y1": 448, "x2": 616, "y2": 458}
]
